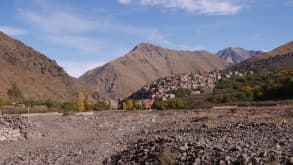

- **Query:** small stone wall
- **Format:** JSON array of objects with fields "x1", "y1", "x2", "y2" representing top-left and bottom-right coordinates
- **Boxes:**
[
  {"x1": 0, "y1": 115, "x2": 32, "y2": 142},
  {"x1": 0, "y1": 127, "x2": 22, "y2": 141}
]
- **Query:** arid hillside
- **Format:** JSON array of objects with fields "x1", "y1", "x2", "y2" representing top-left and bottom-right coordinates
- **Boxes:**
[
  {"x1": 0, "y1": 31, "x2": 86, "y2": 102},
  {"x1": 232, "y1": 41, "x2": 293, "y2": 72},
  {"x1": 80, "y1": 43, "x2": 227, "y2": 100}
]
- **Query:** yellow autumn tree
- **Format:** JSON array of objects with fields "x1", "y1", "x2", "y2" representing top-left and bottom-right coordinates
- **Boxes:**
[
  {"x1": 77, "y1": 90, "x2": 85, "y2": 112},
  {"x1": 122, "y1": 102, "x2": 127, "y2": 110},
  {"x1": 126, "y1": 100, "x2": 134, "y2": 110},
  {"x1": 240, "y1": 85, "x2": 253, "y2": 92},
  {"x1": 108, "y1": 100, "x2": 113, "y2": 110}
]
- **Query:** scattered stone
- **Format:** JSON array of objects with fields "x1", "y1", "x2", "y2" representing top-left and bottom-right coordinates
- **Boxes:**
[
  {"x1": 104, "y1": 121, "x2": 293, "y2": 165},
  {"x1": 193, "y1": 158, "x2": 201, "y2": 165},
  {"x1": 289, "y1": 157, "x2": 293, "y2": 164},
  {"x1": 0, "y1": 116, "x2": 33, "y2": 142}
]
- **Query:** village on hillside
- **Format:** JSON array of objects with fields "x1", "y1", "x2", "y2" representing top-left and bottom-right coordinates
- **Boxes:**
[{"x1": 126, "y1": 71, "x2": 252, "y2": 108}]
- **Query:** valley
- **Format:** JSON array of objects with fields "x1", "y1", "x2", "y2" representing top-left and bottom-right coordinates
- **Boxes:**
[
  {"x1": 1, "y1": 0, "x2": 293, "y2": 164},
  {"x1": 0, "y1": 31, "x2": 293, "y2": 165},
  {"x1": 0, "y1": 105, "x2": 292, "y2": 164}
]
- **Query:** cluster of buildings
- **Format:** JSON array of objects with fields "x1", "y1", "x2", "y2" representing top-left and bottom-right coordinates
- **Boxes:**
[{"x1": 128, "y1": 71, "x2": 250, "y2": 101}]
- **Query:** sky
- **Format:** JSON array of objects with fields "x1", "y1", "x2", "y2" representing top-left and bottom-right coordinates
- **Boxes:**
[{"x1": 0, "y1": 0, "x2": 293, "y2": 77}]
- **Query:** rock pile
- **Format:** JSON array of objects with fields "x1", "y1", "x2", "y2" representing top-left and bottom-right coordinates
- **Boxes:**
[
  {"x1": 104, "y1": 121, "x2": 293, "y2": 165},
  {"x1": 0, "y1": 116, "x2": 33, "y2": 142},
  {"x1": 0, "y1": 127, "x2": 22, "y2": 141}
]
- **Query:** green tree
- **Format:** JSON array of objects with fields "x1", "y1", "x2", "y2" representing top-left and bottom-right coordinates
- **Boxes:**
[
  {"x1": 169, "y1": 88, "x2": 191, "y2": 98},
  {"x1": 61, "y1": 102, "x2": 77, "y2": 112},
  {"x1": 95, "y1": 101, "x2": 108, "y2": 111},
  {"x1": 152, "y1": 99, "x2": 185, "y2": 110},
  {"x1": 45, "y1": 99, "x2": 61, "y2": 109},
  {"x1": 7, "y1": 83, "x2": 24, "y2": 103}
]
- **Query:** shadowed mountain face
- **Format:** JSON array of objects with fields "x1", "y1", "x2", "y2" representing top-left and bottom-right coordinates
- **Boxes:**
[
  {"x1": 216, "y1": 47, "x2": 263, "y2": 64},
  {"x1": 0, "y1": 31, "x2": 85, "y2": 102},
  {"x1": 80, "y1": 43, "x2": 228, "y2": 100},
  {"x1": 232, "y1": 41, "x2": 293, "y2": 72}
]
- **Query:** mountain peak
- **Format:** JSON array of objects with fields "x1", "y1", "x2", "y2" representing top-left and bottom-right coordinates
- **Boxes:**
[
  {"x1": 131, "y1": 42, "x2": 160, "y2": 52},
  {"x1": 137, "y1": 42, "x2": 155, "y2": 47},
  {"x1": 217, "y1": 47, "x2": 263, "y2": 64},
  {"x1": 80, "y1": 43, "x2": 227, "y2": 100}
]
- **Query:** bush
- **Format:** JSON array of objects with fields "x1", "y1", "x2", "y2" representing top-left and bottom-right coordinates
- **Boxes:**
[
  {"x1": 121, "y1": 99, "x2": 142, "y2": 110},
  {"x1": 45, "y1": 99, "x2": 62, "y2": 109},
  {"x1": 85, "y1": 102, "x2": 94, "y2": 111},
  {"x1": 61, "y1": 102, "x2": 77, "y2": 112},
  {"x1": 94, "y1": 101, "x2": 108, "y2": 111},
  {"x1": 152, "y1": 99, "x2": 185, "y2": 110},
  {"x1": 0, "y1": 98, "x2": 10, "y2": 106},
  {"x1": 25, "y1": 100, "x2": 45, "y2": 107},
  {"x1": 7, "y1": 83, "x2": 24, "y2": 102}
]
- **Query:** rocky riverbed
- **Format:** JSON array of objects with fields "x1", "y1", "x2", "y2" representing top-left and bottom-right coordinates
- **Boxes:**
[
  {"x1": 0, "y1": 106, "x2": 292, "y2": 165},
  {"x1": 104, "y1": 122, "x2": 293, "y2": 164}
]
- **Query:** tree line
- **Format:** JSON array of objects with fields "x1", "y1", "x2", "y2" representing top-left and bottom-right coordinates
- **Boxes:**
[{"x1": 210, "y1": 69, "x2": 293, "y2": 103}]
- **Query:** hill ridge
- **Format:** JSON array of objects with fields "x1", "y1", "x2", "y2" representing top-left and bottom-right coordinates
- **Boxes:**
[
  {"x1": 80, "y1": 43, "x2": 227, "y2": 100},
  {"x1": 232, "y1": 41, "x2": 293, "y2": 72},
  {"x1": 0, "y1": 31, "x2": 87, "y2": 102}
]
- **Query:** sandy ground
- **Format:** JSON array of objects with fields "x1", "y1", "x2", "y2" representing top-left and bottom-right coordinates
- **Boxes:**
[{"x1": 0, "y1": 106, "x2": 292, "y2": 165}]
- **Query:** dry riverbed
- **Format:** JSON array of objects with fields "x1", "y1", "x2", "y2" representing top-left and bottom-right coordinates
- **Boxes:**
[{"x1": 0, "y1": 106, "x2": 292, "y2": 165}]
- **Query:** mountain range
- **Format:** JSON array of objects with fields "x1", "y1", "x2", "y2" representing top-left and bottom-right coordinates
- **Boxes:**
[
  {"x1": 232, "y1": 41, "x2": 293, "y2": 72},
  {"x1": 1, "y1": 31, "x2": 293, "y2": 102},
  {"x1": 79, "y1": 43, "x2": 227, "y2": 100},
  {"x1": 216, "y1": 47, "x2": 263, "y2": 64}
]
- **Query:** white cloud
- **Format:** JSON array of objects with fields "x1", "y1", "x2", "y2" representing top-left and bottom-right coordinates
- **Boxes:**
[
  {"x1": 47, "y1": 35, "x2": 102, "y2": 54},
  {"x1": 119, "y1": 0, "x2": 132, "y2": 4},
  {"x1": 0, "y1": 26, "x2": 27, "y2": 36},
  {"x1": 19, "y1": 8, "x2": 168, "y2": 50},
  {"x1": 102, "y1": 23, "x2": 169, "y2": 44},
  {"x1": 120, "y1": 0, "x2": 244, "y2": 15},
  {"x1": 19, "y1": 10, "x2": 97, "y2": 34},
  {"x1": 288, "y1": 0, "x2": 293, "y2": 4},
  {"x1": 57, "y1": 60, "x2": 105, "y2": 78}
]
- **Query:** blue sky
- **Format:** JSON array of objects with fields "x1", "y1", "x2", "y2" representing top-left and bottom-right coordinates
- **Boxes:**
[{"x1": 0, "y1": 0, "x2": 293, "y2": 77}]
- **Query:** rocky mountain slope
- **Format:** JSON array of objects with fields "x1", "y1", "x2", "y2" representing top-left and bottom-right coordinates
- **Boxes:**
[
  {"x1": 80, "y1": 43, "x2": 227, "y2": 100},
  {"x1": 232, "y1": 41, "x2": 293, "y2": 72},
  {"x1": 216, "y1": 47, "x2": 263, "y2": 64},
  {"x1": 0, "y1": 31, "x2": 86, "y2": 102}
]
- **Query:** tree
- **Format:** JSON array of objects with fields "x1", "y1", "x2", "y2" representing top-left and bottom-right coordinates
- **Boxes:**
[
  {"x1": 45, "y1": 99, "x2": 61, "y2": 109},
  {"x1": 134, "y1": 100, "x2": 142, "y2": 110},
  {"x1": 61, "y1": 102, "x2": 77, "y2": 112},
  {"x1": 122, "y1": 102, "x2": 127, "y2": 110},
  {"x1": 107, "y1": 100, "x2": 112, "y2": 110},
  {"x1": 77, "y1": 91, "x2": 85, "y2": 112},
  {"x1": 7, "y1": 83, "x2": 24, "y2": 103},
  {"x1": 169, "y1": 88, "x2": 191, "y2": 98},
  {"x1": 0, "y1": 99, "x2": 10, "y2": 106},
  {"x1": 126, "y1": 100, "x2": 135, "y2": 110}
]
